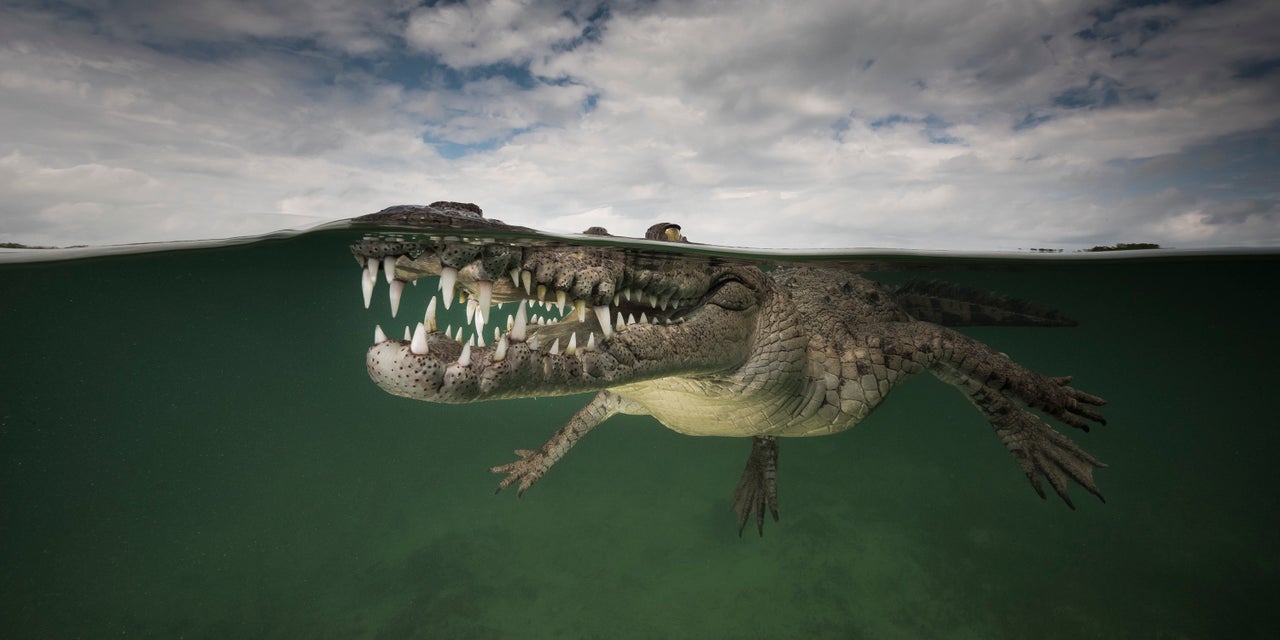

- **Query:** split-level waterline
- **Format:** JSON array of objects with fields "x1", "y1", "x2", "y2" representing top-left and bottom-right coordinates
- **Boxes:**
[{"x1": 359, "y1": 254, "x2": 698, "y2": 369}]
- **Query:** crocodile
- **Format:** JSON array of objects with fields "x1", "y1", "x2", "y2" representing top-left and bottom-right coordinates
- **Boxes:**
[{"x1": 352, "y1": 202, "x2": 1107, "y2": 535}]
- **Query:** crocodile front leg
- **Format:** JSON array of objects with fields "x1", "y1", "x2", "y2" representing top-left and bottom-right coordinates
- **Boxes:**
[
  {"x1": 732, "y1": 435, "x2": 780, "y2": 536},
  {"x1": 491, "y1": 390, "x2": 642, "y2": 496}
]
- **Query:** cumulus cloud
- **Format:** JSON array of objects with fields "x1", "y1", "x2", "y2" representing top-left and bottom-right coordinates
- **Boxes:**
[{"x1": 0, "y1": 0, "x2": 1277, "y2": 249}]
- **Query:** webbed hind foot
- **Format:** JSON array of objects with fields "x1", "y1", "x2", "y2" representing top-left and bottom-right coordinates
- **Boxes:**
[{"x1": 732, "y1": 436, "x2": 780, "y2": 536}]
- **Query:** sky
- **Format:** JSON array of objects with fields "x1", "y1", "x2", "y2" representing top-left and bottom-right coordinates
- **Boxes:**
[{"x1": 1, "y1": 0, "x2": 1277, "y2": 251}]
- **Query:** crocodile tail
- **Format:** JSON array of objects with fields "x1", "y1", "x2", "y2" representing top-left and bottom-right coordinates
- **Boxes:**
[{"x1": 890, "y1": 280, "x2": 1077, "y2": 327}]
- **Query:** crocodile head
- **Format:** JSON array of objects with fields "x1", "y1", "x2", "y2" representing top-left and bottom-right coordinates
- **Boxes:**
[{"x1": 351, "y1": 203, "x2": 768, "y2": 404}]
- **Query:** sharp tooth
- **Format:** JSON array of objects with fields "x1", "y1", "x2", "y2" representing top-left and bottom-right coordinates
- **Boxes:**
[
  {"x1": 424, "y1": 297, "x2": 438, "y2": 332},
  {"x1": 627, "y1": 313, "x2": 637, "y2": 325},
  {"x1": 506, "y1": 315, "x2": 514, "y2": 331},
  {"x1": 475, "y1": 307, "x2": 486, "y2": 336},
  {"x1": 612, "y1": 293, "x2": 620, "y2": 306},
  {"x1": 586, "y1": 332, "x2": 597, "y2": 350},
  {"x1": 457, "y1": 343, "x2": 471, "y2": 366},
  {"x1": 383, "y1": 256, "x2": 396, "y2": 284},
  {"x1": 455, "y1": 326, "x2": 464, "y2": 343},
  {"x1": 403, "y1": 326, "x2": 411, "y2": 340},
  {"x1": 466, "y1": 298, "x2": 478, "y2": 325},
  {"x1": 509, "y1": 268, "x2": 521, "y2": 287},
  {"x1": 574, "y1": 299, "x2": 586, "y2": 323},
  {"x1": 615, "y1": 311, "x2": 624, "y2": 330},
  {"x1": 511, "y1": 301, "x2": 528, "y2": 341},
  {"x1": 522, "y1": 270, "x2": 532, "y2": 295},
  {"x1": 566, "y1": 333, "x2": 577, "y2": 355},
  {"x1": 659, "y1": 295, "x2": 669, "y2": 311},
  {"x1": 494, "y1": 335, "x2": 508, "y2": 361},
  {"x1": 528, "y1": 333, "x2": 540, "y2": 350},
  {"x1": 650, "y1": 314, "x2": 659, "y2": 324},
  {"x1": 389, "y1": 279, "x2": 406, "y2": 317},
  {"x1": 672, "y1": 299, "x2": 680, "y2": 310},
  {"x1": 593, "y1": 305, "x2": 613, "y2": 340},
  {"x1": 555, "y1": 290, "x2": 567, "y2": 315},
  {"x1": 374, "y1": 324, "x2": 387, "y2": 344},
  {"x1": 639, "y1": 312, "x2": 648, "y2": 324},
  {"x1": 537, "y1": 284, "x2": 547, "y2": 301},
  {"x1": 440, "y1": 267, "x2": 458, "y2": 310},
  {"x1": 361, "y1": 270, "x2": 375, "y2": 309},
  {"x1": 623, "y1": 288, "x2": 632, "y2": 302},
  {"x1": 444, "y1": 323, "x2": 452, "y2": 339},
  {"x1": 477, "y1": 280, "x2": 493, "y2": 322},
  {"x1": 365, "y1": 257, "x2": 378, "y2": 282},
  {"x1": 493, "y1": 327, "x2": 500, "y2": 343},
  {"x1": 648, "y1": 293, "x2": 658, "y2": 308},
  {"x1": 411, "y1": 323, "x2": 429, "y2": 354},
  {"x1": 549, "y1": 338, "x2": 560, "y2": 355}
]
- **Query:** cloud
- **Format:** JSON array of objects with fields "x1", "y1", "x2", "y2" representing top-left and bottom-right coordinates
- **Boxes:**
[{"x1": 0, "y1": 0, "x2": 1277, "y2": 250}]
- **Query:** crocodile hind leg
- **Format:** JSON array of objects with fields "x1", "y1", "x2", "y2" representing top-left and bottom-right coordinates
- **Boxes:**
[
  {"x1": 968, "y1": 386, "x2": 1106, "y2": 507},
  {"x1": 492, "y1": 390, "x2": 639, "y2": 496},
  {"x1": 731, "y1": 435, "x2": 780, "y2": 536}
]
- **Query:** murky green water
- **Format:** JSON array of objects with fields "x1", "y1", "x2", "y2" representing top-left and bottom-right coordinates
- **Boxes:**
[{"x1": 1, "y1": 227, "x2": 1277, "y2": 638}]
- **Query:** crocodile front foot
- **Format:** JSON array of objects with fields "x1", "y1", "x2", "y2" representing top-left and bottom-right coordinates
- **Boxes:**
[
  {"x1": 491, "y1": 449, "x2": 551, "y2": 497},
  {"x1": 732, "y1": 435, "x2": 780, "y2": 536}
]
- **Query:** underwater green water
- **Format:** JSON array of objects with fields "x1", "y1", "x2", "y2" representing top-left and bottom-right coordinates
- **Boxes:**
[{"x1": 1, "y1": 230, "x2": 1277, "y2": 639}]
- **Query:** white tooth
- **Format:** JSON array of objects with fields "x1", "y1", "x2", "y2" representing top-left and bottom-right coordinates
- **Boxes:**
[
  {"x1": 361, "y1": 270, "x2": 375, "y2": 309},
  {"x1": 494, "y1": 335, "x2": 509, "y2": 361},
  {"x1": 444, "y1": 324, "x2": 452, "y2": 339},
  {"x1": 639, "y1": 312, "x2": 648, "y2": 324},
  {"x1": 493, "y1": 327, "x2": 500, "y2": 343},
  {"x1": 457, "y1": 343, "x2": 471, "y2": 367},
  {"x1": 537, "y1": 284, "x2": 547, "y2": 301},
  {"x1": 477, "y1": 280, "x2": 493, "y2": 322},
  {"x1": 506, "y1": 315, "x2": 514, "y2": 331},
  {"x1": 365, "y1": 257, "x2": 378, "y2": 282},
  {"x1": 651, "y1": 314, "x2": 659, "y2": 324},
  {"x1": 374, "y1": 324, "x2": 387, "y2": 344},
  {"x1": 403, "y1": 326, "x2": 411, "y2": 341},
  {"x1": 466, "y1": 299, "x2": 478, "y2": 325},
  {"x1": 469, "y1": 335, "x2": 477, "y2": 347},
  {"x1": 497, "y1": 302, "x2": 505, "y2": 310},
  {"x1": 575, "y1": 299, "x2": 586, "y2": 323},
  {"x1": 455, "y1": 326, "x2": 464, "y2": 343},
  {"x1": 556, "y1": 290, "x2": 567, "y2": 315},
  {"x1": 383, "y1": 256, "x2": 396, "y2": 284},
  {"x1": 586, "y1": 332, "x2": 597, "y2": 350},
  {"x1": 648, "y1": 293, "x2": 658, "y2": 308},
  {"x1": 549, "y1": 338, "x2": 560, "y2": 355},
  {"x1": 672, "y1": 299, "x2": 680, "y2": 310},
  {"x1": 440, "y1": 267, "x2": 458, "y2": 310},
  {"x1": 593, "y1": 306, "x2": 614, "y2": 340},
  {"x1": 659, "y1": 296, "x2": 669, "y2": 311},
  {"x1": 412, "y1": 279, "x2": 417, "y2": 286},
  {"x1": 612, "y1": 293, "x2": 620, "y2": 306},
  {"x1": 627, "y1": 313, "x2": 637, "y2": 325},
  {"x1": 509, "y1": 268, "x2": 521, "y2": 287},
  {"x1": 566, "y1": 333, "x2": 577, "y2": 355},
  {"x1": 623, "y1": 288, "x2": 632, "y2": 302},
  {"x1": 511, "y1": 301, "x2": 528, "y2": 341},
  {"x1": 389, "y1": 279, "x2": 405, "y2": 317},
  {"x1": 528, "y1": 333, "x2": 540, "y2": 350},
  {"x1": 475, "y1": 307, "x2": 486, "y2": 336},
  {"x1": 522, "y1": 270, "x2": 532, "y2": 295},
  {"x1": 615, "y1": 311, "x2": 624, "y2": 329},
  {"x1": 424, "y1": 297, "x2": 438, "y2": 332},
  {"x1": 411, "y1": 322, "x2": 428, "y2": 354},
  {"x1": 476, "y1": 331, "x2": 485, "y2": 348}
]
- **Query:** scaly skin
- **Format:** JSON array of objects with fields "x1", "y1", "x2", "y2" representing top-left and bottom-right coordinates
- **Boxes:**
[{"x1": 353, "y1": 203, "x2": 1107, "y2": 535}]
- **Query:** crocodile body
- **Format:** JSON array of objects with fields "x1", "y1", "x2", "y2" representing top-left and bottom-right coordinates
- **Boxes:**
[{"x1": 352, "y1": 202, "x2": 1107, "y2": 534}]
